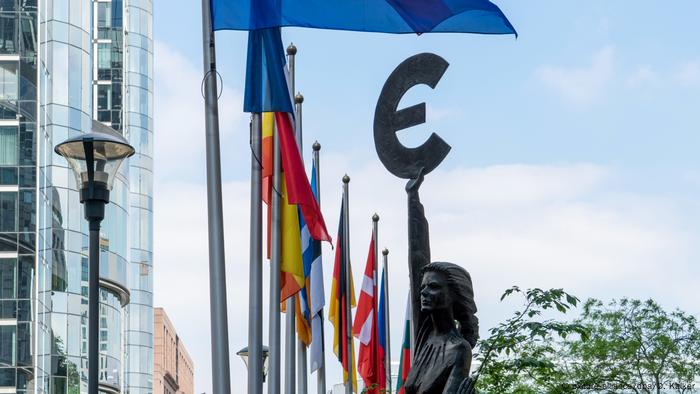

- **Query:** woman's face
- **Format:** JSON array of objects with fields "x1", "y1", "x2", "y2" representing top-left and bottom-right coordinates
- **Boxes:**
[{"x1": 420, "y1": 271, "x2": 451, "y2": 312}]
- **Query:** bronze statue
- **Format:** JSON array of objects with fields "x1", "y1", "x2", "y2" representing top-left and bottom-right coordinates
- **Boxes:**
[
  {"x1": 403, "y1": 172, "x2": 478, "y2": 394},
  {"x1": 373, "y1": 53, "x2": 479, "y2": 393}
]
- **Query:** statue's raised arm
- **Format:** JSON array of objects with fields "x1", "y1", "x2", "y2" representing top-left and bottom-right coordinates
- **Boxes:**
[{"x1": 406, "y1": 170, "x2": 430, "y2": 338}]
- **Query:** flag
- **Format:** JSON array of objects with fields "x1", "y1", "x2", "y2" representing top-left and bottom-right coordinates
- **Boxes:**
[
  {"x1": 329, "y1": 200, "x2": 357, "y2": 391},
  {"x1": 244, "y1": 27, "x2": 293, "y2": 113},
  {"x1": 308, "y1": 162, "x2": 326, "y2": 372},
  {"x1": 353, "y1": 236, "x2": 385, "y2": 393},
  {"x1": 396, "y1": 296, "x2": 412, "y2": 394},
  {"x1": 296, "y1": 206, "x2": 314, "y2": 346},
  {"x1": 280, "y1": 174, "x2": 304, "y2": 301},
  {"x1": 212, "y1": 0, "x2": 517, "y2": 36},
  {"x1": 377, "y1": 265, "x2": 388, "y2": 389},
  {"x1": 275, "y1": 112, "x2": 331, "y2": 243}
]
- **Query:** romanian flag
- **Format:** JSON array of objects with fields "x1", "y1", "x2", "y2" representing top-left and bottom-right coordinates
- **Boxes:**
[
  {"x1": 353, "y1": 236, "x2": 385, "y2": 393},
  {"x1": 329, "y1": 200, "x2": 358, "y2": 391},
  {"x1": 279, "y1": 172, "x2": 304, "y2": 301},
  {"x1": 396, "y1": 295, "x2": 412, "y2": 394}
]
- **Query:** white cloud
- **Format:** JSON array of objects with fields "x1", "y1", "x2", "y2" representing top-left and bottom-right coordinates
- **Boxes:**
[
  {"x1": 536, "y1": 46, "x2": 614, "y2": 104},
  {"x1": 678, "y1": 60, "x2": 700, "y2": 85},
  {"x1": 153, "y1": 41, "x2": 246, "y2": 181},
  {"x1": 626, "y1": 65, "x2": 657, "y2": 88}
]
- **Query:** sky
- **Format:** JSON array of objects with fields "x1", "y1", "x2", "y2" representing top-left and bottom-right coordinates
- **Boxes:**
[{"x1": 151, "y1": 1, "x2": 700, "y2": 393}]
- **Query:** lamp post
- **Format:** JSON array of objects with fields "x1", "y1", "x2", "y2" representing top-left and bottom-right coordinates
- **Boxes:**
[
  {"x1": 55, "y1": 128, "x2": 135, "y2": 394},
  {"x1": 238, "y1": 345, "x2": 271, "y2": 383}
]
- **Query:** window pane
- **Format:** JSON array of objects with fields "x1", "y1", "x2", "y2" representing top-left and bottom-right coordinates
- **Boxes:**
[
  {"x1": 0, "y1": 167, "x2": 17, "y2": 184},
  {"x1": 97, "y1": 2, "x2": 111, "y2": 28},
  {"x1": 97, "y1": 85, "x2": 111, "y2": 111},
  {"x1": 0, "y1": 258, "x2": 16, "y2": 299},
  {"x1": 0, "y1": 324, "x2": 16, "y2": 366},
  {"x1": 97, "y1": 43, "x2": 111, "y2": 71},
  {"x1": 0, "y1": 13, "x2": 17, "y2": 54},
  {"x1": 0, "y1": 61, "x2": 17, "y2": 99},
  {"x1": 0, "y1": 125, "x2": 17, "y2": 165},
  {"x1": 0, "y1": 1, "x2": 18, "y2": 12},
  {"x1": 0, "y1": 191, "x2": 17, "y2": 231}
]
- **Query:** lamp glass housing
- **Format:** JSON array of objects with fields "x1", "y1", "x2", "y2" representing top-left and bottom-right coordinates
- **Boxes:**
[
  {"x1": 237, "y1": 346, "x2": 270, "y2": 382},
  {"x1": 55, "y1": 130, "x2": 135, "y2": 191}
]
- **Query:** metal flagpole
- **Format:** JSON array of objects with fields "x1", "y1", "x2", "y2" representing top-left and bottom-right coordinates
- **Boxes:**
[
  {"x1": 269, "y1": 120, "x2": 283, "y2": 394},
  {"x1": 342, "y1": 175, "x2": 354, "y2": 394},
  {"x1": 382, "y1": 248, "x2": 392, "y2": 392},
  {"x1": 372, "y1": 214, "x2": 380, "y2": 391},
  {"x1": 295, "y1": 92, "x2": 309, "y2": 394},
  {"x1": 249, "y1": 114, "x2": 264, "y2": 394},
  {"x1": 312, "y1": 141, "x2": 327, "y2": 394},
  {"x1": 284, "y1": 42, "x2": 297, "y2": 394},
  {"x1": 201, "y1": 1, "x2": 232, "y2": 393}
]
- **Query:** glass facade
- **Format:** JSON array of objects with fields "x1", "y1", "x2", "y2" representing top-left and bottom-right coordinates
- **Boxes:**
[
  {"x1": 0, "y1": 0, "x2": 153, "y2": 393},
  {"x1": 122, "y1": 1, "x2": 153, "y2": 392}
]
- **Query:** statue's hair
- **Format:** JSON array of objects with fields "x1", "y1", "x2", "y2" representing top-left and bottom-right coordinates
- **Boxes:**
[{"x1": 422, "y1": 262, "x2": 479, "y2": 348}]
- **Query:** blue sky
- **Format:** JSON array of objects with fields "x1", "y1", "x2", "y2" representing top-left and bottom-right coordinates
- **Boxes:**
[{"x1": 152, "y1": 2, "x2": 700, "y2": 392}]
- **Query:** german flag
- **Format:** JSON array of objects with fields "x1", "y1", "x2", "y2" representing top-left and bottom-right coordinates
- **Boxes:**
[{"x1": 329, "y1": 199, "x2": 357, "y2": 391}]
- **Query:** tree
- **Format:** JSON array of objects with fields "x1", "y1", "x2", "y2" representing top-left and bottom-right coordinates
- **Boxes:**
[
  {"x1": 474, "y1": 287, "x2": 588, "y2": 394},
  {"x1": 568, "y1": 298, "x2": 700, "y2": 394}
]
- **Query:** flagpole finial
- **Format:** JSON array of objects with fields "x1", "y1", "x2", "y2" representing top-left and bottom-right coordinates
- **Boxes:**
[
  {"x1": 312, "y1": 141, "x2": 321, "y2": 151},
  {"x1": 287, "y1": 43, "x2": 297, "y2": 55},
  {"x1": 295, "y1": 93, "x2": 304, "y2": 104},
  {"x1": 343, "y1": 174, "x2": 350, "y2": 184},
  {"x1": 382, "y1": 248, "x2": 389, "y2": 256},
  {"x1": 372, "y1": 213, "x2": 379, "y2": 222}
]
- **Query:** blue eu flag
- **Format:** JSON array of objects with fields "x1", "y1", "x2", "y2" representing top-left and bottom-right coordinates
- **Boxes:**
[{"x1": 211, "y1": 0, "x2": 516, "y2": 35}]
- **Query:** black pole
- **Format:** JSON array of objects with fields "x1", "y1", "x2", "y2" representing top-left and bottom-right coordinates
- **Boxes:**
[
  {"x1": 81, "y1": 184, "x2": 108, "y2": 394},
  {"x1": 88, "y1": 220, "x2": 100, "y2": 394}
]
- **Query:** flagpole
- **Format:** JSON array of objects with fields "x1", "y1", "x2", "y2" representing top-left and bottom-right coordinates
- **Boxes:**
[
  {"x1": 372, "y1": 214, "x2": 380, "y2": 393},
  {"x1": 284, "y1": 43, "x2": 297, "y2": 394},
  {"x1": 382, "y1": 248, "x2": 392, "y2": 392},
  {"x1": 200, "y1": 1, "x2": 232, "y2": 393},
  {"x1": 269, "y1": 119, "x2": 283, "y2": 394},
  {"x1": 312, "y1": 141, "x2": 327, "y2": 394},
  {"x1": 342, "y1": 175, "x2": 354, "y2": 394},
  {"x1": 249, "y1": 114, "x2": 264, "y2": 394},
  {"x1": 295, "y1": 92, "x2": 309, "y2": 394}
]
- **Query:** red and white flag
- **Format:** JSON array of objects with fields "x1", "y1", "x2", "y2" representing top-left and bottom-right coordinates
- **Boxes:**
[{"x1": 352, "y1": 236, "x2": 384, "y2": 392}]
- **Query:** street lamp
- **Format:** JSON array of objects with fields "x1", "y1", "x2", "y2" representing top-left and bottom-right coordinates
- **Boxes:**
[
  {"x1": 55, "y1": 125, "x2": 135, "y2": 394},
  {"x1": 237, "y1": 345, "x2": 270, "y2": 383}
]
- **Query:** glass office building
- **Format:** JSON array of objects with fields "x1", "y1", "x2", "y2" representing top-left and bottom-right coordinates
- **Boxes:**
[{"x1": 0, "y1": 0, "x2": 153, "y2": 393}]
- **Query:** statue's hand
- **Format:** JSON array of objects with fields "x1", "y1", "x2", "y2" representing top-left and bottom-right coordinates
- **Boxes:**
[
  {"x1": 456, "y1": 374, "x2": 479, "y2": 394},
  {"x1": 405, "y1": 167, "x2": 425, "y2": 193}
]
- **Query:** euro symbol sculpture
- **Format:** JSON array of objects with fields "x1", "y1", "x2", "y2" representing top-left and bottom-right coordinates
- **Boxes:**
[{"x1": 373, "y1": 52, "x2": 451, "y2": 179}]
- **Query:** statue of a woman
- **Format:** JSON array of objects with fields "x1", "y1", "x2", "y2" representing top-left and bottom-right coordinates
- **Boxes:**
[{"x1": 403, "y1": 171, "x2": 479, "y2": 394}]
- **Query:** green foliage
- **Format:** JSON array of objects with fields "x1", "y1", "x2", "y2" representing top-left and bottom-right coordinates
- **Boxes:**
[
  {"x1": 568, "y1": 298, "x2": 700, "y2": 394},
  {"x1": 474, "y1": 287, "x2": 588, "y2": 394},
  {"x1": 473, "y1": 291, "x2": 700, "y2": 394}
]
